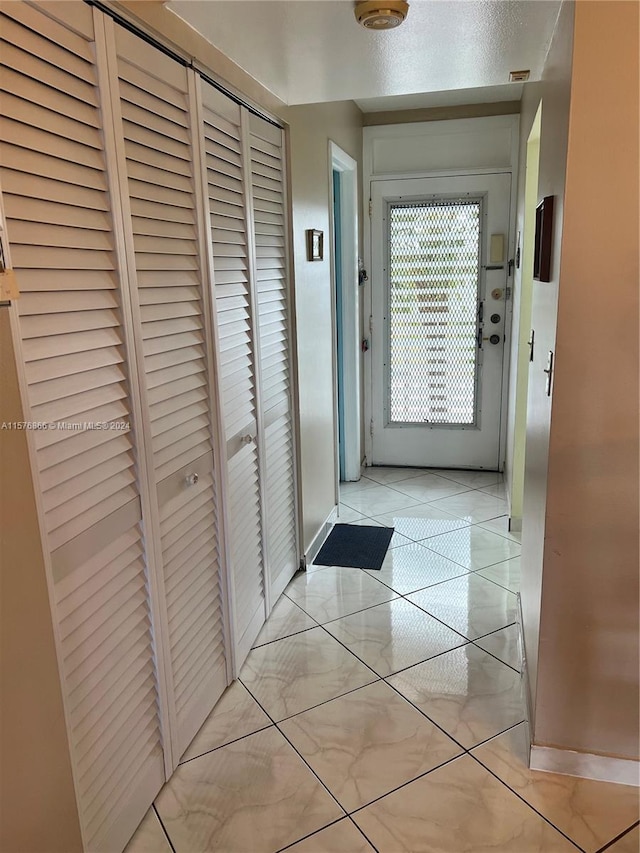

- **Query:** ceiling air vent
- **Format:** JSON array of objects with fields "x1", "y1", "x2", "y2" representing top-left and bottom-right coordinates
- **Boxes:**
[
  {"x1": 509, "y1": 70, "x2": 531, "y2": 82},
  {"x1": 354, "y1": 0, "x2": 409, "y2": 30}
]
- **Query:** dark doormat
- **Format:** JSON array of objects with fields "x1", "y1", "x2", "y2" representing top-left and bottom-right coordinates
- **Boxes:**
[{"x1": 314, "y1": 524, "x2": 394, "y2": 570}]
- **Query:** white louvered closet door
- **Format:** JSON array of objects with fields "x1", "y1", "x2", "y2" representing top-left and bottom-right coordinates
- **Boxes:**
[
  {"x1": 198, "y1": 81, "x2": 267, "y2": 668},
  {"x1": 107, "y1": 23, "x2": 229, "y2": 761},
  {"x1": 248, "y1": 115, "x2": 299, "y2": 602},
  {"x1": 0, "y1": 4, "x2": 166, "y2": 852}
]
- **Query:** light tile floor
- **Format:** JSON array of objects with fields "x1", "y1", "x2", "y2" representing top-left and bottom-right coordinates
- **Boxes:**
[{"x1": 127, "y1": 468, "x2": 639, "y2": 853}]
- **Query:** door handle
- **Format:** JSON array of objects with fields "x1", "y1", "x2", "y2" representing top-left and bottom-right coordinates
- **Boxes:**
[
  {"x1": 241, "y1": 434, "x2": 255, "y2": 445},
  {"x1": 185, "y1": 472, "x2": 199, "y2": 486},
  {"x1": 543, "y1": 351, "x2": 554, "y2": 396},
  {"x1": 477, "y1": 328, "x2": 483, "y2": 350}
]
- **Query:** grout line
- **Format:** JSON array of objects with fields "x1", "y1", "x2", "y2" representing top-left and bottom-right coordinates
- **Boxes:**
[
  {"x1": 252, "y1": 622, "x2": 318, "y2": 649},
  {"x1": 274, "y1": 817, "x2": 349, "y2": 853},
  {"x1": 177, "y1": 722, "x2": 274, "y2": 765},
  {"x1": 152, "y1": 803, "x2": 177, "y2": 853},
  {"x1": 466, "y1": 718, "x2": 526, "y2": 750},
  {"x1": 466, "y1": 751, "x2": 587, "y2": 851},
  {"x1": 595, "y1": 821, "x2": 640, "y2": 853},
  {"x1": 237, "y1": 682, "x2": 353, "y2": 840},
  {"x1": 347, "y1": 752, "x2": 465, "y2": 816},
  {"x1": 471, "y1": 638, "x2": 522, "y2": 674},
  {"x1": 240, "y1": 672, "x2": 382, "y2": 725},
  {"x1": 380, "y1": 677, "x2": 469, "y2": 752},
  {"x1": 286, "y1": 594, "x2": 400, "y2": 628},
  {"x1": 347, "y1": 815, "x2": 380, "y2": 852},
  {"x1": 470, "y1": 621, "x2": 518, "y2": 642}
]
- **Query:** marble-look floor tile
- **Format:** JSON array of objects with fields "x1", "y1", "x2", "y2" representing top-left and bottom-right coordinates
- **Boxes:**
[
  {"x1": 474, "y1": 625, "x2": 522, "y2": 671},
  {"x1": 363, "y1": 466, "x2": 428, "y2": 485},
  {"x1": 181, "y1": 681, "x2": 272, "y2": 762},
  {"x1": 479, "y1": 514, "x2": 522, "y2": 543},
  {"x1": 280, "y1": 681, "x2": 462, "y2": 812},
  {"x1": 364, "y1": 541, "x2": 470, "y2": 594},
  {"x1": 336, "y1": 504, "x2": 368, "y2": 524},
  {"x1": 388, "y1": 644, "x2": 524, "y2": 748},
  {"x1": 253, "y1": 594, "x2": 317, "y2": 647},
  {"x1": 285, "y1": 819, "x2": 375, "y2": 852},
  {"x1": 347, "y1": 517, "x2": 413, "y2": 548},
  {"x1": 156, "y1": 727, "x2": 343, "y2": 852},
  {"x1": 339, "y1": 478, "x2": 379, "y2": 498},
  {"x1": 240, "y1": 627, "x2": 376, "y2": 721},
  {"x1": 429, "y1": 491, "x2": 509, "y2": 524},
  {"x1": 389, "y1": 473, "x2": 471, "y2": 502},
  {"x1": 372, "y1": 504, "x2": 469, "y2": 542},
  {"x1": 324, "y1": 598, "x2": 467, "y2": 677},
  {"x1": 472, "y1": 723, "x2": 640, "y2": 853},
  {"x1": 125, "y1": 808, "x2": 172, "y2": 853},
  {"x1": 407, "y1": 573, "x2": 518, "y2": 640},
  {"x1": 432, "y1": 469, "x2": 503, "y2": 489},
  {"x1": 478, "y1": 481, "x2": 507, "y2": 499},
  {"x1": 340, "y1": 484, "x2": 422, "y2": 516},
  {"x1": 477, "y1": 556, "x2": 521, "y2": 592},
  {"x1": 353, "y1": 754, "x2": 578, "y2": 852},
  {"x1": 606, "y1": 826, "x2": 640, "y2": 853},
  {"x1": 423, "y1": 527, "x2": 521, "y2": 571},
  {"x1": 285, "y1": 566, "x2": 397, "y2": 623}
]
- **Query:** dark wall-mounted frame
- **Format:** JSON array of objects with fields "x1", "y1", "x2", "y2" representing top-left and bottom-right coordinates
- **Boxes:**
[
  {"x1": 533, "y1": 195, "x2": 554, "y2": 282},
  {"x1": 306, "y1": 229, "x2": 324, "y2": 261}
]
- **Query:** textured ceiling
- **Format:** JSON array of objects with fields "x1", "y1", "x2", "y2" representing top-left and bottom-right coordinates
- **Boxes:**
[{"x1": 168, "y1": 0, "x2": 562, "y2": 106}]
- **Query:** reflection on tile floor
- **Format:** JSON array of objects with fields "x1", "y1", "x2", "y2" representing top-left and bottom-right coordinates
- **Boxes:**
[{"x1": 126, "y1": 468, "x2": 639, "y2": 853}]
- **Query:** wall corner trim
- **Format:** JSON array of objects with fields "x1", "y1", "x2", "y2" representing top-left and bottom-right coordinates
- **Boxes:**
[
  {"x1": 304, "y1": 506, "x2": 338, "y2": 566},
  {"x1": 529, "y1": 746, "x2": 640, "y2": 787}
]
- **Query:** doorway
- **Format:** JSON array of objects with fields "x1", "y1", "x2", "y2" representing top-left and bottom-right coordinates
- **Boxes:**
[
  {"x1": 329, "y1": 142, "x2": 360, "y2": 485},
  {"x1": 369, "y1": 173, "x2": 512, "y2": 469},
  {"x1": 508, "y1": 103, "x2": 542, "y2": 527}
]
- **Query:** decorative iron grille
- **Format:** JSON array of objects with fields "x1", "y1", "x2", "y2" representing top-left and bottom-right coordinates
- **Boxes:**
[{"x1": 387, "y1": 199, "x2": 481, "y2": 425}]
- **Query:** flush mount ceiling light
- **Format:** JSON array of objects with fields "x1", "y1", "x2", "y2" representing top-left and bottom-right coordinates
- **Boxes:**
[{"x1": 354, "y1": 0, "x2": 409, "y2": 30}]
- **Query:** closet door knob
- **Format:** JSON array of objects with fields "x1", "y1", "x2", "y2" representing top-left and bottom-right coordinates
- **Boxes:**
[
  {"x1": 241, "y1": 434, "x2": 254, "y2": 445},
  {"x1": 186, "y1": 472, "x2": 199, "y2": 486}
]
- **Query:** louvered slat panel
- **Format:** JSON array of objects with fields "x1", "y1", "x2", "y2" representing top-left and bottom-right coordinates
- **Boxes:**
[
  {"x1": 249, "y1": 114, "x2": 298, "y2": 603},
  {"x1": 113, "y1": 24, "x2": 227, "y2": 761},
  {"x1": 200, "y1": 80, "x2": 266, "y2": 664},
  {"x1": 0, "y1": 9, "x2": 165, "y2": 851}
]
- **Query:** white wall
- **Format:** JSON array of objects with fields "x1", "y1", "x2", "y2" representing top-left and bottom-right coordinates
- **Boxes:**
[{"x1": 281, "y1": 101, "x2": 364, "y2": 553}]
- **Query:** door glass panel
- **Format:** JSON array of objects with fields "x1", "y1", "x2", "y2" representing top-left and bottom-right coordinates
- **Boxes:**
[{"x1": 387, "y1": 199, "x2": 482, "y2": 426}]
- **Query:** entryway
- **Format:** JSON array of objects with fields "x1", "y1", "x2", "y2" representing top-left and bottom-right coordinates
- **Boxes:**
[{"x1": 368, "y1": 173, "x2": 512, "y2": 470}]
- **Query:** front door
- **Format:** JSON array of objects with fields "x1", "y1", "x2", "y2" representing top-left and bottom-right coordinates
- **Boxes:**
[{"x1": 370, "y1": 173, "x2": 511, "y2": 469}]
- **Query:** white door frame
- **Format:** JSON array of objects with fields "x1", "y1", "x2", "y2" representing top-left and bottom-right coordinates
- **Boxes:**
[{"x1": 328, "y1": 141, "x2": 361, "y2": 485}]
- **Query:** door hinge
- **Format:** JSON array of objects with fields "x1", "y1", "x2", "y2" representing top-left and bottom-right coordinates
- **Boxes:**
[
  {"x1": 368, "y1": 198, "x2": 372, "y2": 217},
  {"x1": 369, "y1": 418, "x2": 374, "y2": 437}
]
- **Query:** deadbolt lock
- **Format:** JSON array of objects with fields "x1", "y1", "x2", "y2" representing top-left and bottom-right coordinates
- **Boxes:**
[
  {"x1": 490, "y1": 313, "x2": 500, "y2": 324},
  {"x1": 489, "y1": 334, "x2": 501, "y2": 345}
]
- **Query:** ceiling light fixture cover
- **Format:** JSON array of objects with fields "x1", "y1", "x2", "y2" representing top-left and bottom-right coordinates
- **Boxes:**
[{"x1": 354, "y1": 0, "x2": 409, "y2": 30}]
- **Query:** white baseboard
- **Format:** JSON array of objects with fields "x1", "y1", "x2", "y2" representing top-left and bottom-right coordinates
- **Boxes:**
[
  {"x1": 530, "y1": 745, "x2": 640, "y2": 787},
  {"x1": 304, "y1": 506, "x2": 338, "y2": 568}
]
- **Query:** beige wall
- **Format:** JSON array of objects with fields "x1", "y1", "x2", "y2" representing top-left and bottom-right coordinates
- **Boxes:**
[
  {"x1": 281, "y1": 101, "x2": 364, "y2": 551},
  {"x1": 533, "y1": 0, "x2": 639, "y2": 759},
  {"x1": 518, "y1": 0, "x2": 575, "y2": 720},
  {"x1": 0, "y1": 312, "x2": 83, "y2": 852}
]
